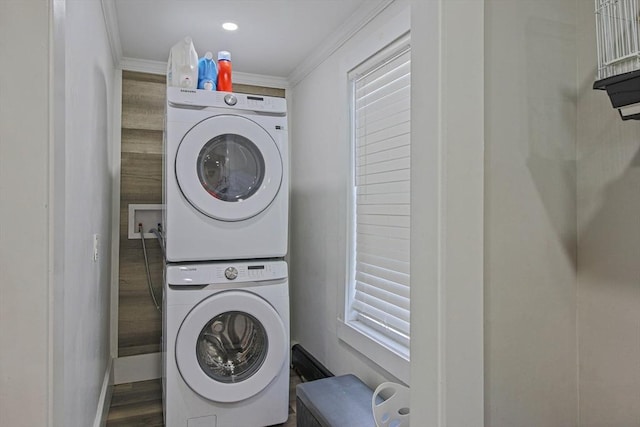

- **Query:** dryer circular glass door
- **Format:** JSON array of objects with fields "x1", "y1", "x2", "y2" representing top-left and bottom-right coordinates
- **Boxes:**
[
  {"x1": 175, "y1": 290, "x2": 287, "y2": 403},
  {"x1": 175, "y1": 114, "x2": 283, "y2": 221}
]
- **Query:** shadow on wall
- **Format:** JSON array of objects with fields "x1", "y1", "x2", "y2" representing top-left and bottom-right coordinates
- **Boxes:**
[
  {"x1": 525, "y1": 15, "x2": 577, "y2": 265},
  {"x1": 579, "y1": 147, "x2": 640, "y2": 284},
  {"x1": 526, "y1": 153, "x2": 576, "y2": 261},
  {"x1": 95, "y1": 63, "x2": 113, "y2": 223}
]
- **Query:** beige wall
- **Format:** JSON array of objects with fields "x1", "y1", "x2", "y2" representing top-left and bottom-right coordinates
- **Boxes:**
[
  {"x1": 62, "y1": 1, "x2": 116, "y2": 425},
  {"x1": 0, "y1": 1, "x2": 51, "y2": 425},
  {"x1": 485, "y1": 1, "x2": 578, "y2": 425},
  {"x1": 576, "y1": 1, "x2": 640, "y2": 426}
]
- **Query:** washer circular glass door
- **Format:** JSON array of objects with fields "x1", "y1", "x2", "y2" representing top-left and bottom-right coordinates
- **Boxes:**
[
  {"x1": 175, "y1": 290, "x2": 287, "y2": 403},
  {"x1": 175, "y1": 115, "x2": 283, "y2": 221}
]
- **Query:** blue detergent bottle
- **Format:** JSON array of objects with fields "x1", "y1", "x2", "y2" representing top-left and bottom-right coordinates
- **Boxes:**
[{"x1": 198, "y1": 51, "x2": 218, "y2": 91}]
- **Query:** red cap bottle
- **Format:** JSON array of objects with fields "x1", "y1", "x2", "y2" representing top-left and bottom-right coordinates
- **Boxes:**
[{"x1": 217, "y1": 51, "x2": 232, "y2": 92}]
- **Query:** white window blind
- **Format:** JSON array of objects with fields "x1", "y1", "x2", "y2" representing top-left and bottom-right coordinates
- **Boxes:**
[{"x1": 348, "y1": 37, "x2": 410, "y2": 353}]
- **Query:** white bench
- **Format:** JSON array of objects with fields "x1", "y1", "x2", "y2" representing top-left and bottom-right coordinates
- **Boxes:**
[{"x1": 295, "y1": 374, "x2": 378, "y2": 427}]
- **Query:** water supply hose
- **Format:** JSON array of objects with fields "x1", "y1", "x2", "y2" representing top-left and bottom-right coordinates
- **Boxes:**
[{"x1": 139, "y1": 223, "x2": 161, "y2": 312}]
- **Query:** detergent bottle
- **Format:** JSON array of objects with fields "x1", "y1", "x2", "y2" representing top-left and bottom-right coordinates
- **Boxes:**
[
  {"x1": 198, "y1": 51, "x2": 217, "y2": 91},
  {"x1": 167, "y1": 37, "x2": 198, "y2": 89},
  {"x1": 217, "y1": 51, "x2": 233, "y2": 92}
]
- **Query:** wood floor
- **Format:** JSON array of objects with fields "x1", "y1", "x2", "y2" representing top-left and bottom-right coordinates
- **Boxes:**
[{"x1": 106, "y1": 369, "x2": 301, "y2": 427}]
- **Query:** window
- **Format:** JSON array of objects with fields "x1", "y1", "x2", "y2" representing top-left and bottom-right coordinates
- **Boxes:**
[{"x1": 340, "y1": 34, "x2": 411, "y2": 378}]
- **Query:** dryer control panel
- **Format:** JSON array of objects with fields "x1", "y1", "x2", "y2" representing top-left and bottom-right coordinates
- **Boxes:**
[
  {"x1": 167, "y1": 87, "x2": 286, "y2": 115},
  {"x1": 167, "y1": 260, "x2": 287, "y2": 286}
]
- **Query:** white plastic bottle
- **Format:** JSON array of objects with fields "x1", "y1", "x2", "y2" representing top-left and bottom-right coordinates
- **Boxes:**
[{"x1": 167, "y1": 37, "x2": 198, "y2": 89}]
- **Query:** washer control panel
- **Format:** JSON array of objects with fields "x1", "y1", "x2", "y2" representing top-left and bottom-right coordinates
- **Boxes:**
[
  {"x1": 215, "y1": 263, "x2": 278, "y2": 282},
  {"x1": 167, "y1": 260, "x2": 287, "y2": 285}
]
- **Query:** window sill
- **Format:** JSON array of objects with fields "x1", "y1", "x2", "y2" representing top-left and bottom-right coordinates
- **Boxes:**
[{"x1": 337, "y1": 319, "x2": 410, "y2": 385}]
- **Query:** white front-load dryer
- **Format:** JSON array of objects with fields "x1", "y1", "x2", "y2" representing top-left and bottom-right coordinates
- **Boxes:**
[
  {"x1": 163, "y1": 260, "x2": 290, "y2": 427},
  {"x1": 164, "y1": 87, "x2": 288, "y2": 262}
]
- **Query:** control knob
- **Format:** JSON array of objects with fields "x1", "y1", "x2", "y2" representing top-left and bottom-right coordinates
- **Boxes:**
[
  {"x1": 224, "y1": 94, "x2": 237, "y2": 106},
  {"x1": 224, "y1": 266, "x2": 238, "y2": 280},
  {"x1": 224, "y1": 267, "x2": 238, "y2": 280}
]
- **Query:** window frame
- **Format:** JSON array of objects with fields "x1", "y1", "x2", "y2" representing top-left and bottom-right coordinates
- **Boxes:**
[{"x1": 337, "y1": 32, "x2": 411, "y2": 384}]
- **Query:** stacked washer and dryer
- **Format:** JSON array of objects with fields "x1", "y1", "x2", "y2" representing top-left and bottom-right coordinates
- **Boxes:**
[{"x1": 163, "y1": 87, "x2": 290, "y2": 427}]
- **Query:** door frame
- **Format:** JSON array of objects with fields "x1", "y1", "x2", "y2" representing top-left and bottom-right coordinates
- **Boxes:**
[{"x1": 410, "y1": 1, "x2": 484, "y2": 425}]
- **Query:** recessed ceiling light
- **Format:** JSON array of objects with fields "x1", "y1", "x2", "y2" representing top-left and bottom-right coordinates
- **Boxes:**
[{"x1": 222, "y1": 22, "x2": 238, "y2": 31}]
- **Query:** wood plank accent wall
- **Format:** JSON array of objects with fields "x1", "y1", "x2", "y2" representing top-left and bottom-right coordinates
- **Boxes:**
[
  {"x1": 119, "y1": 71, "x2": 165, "y2": 357},
  {"x1": 117, "y1": 71, "x2": 285, "y2": 357},
  {"x1": 234, "y1": 83, "x2": 287, "y2": 98}
]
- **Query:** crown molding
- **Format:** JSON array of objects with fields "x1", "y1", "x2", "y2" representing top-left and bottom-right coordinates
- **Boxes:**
[
  {"x1": 101, "y1": 0, "x2": 122, "y2": 66},
  {"x1": 119, "y1": 57, "x2": 289, "y2": 89},
  {"x1": 119, "y1": 57, "x2": 167, "y2": 75},
  {"x1": 287, "y1": 0, "x2": 395, "y2": 86}
]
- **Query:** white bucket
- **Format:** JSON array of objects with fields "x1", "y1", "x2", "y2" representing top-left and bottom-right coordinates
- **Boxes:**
[
  {"x1": 167, "y1": 36, "x2": 198, "y2": 89},
  {"x1": 372, "y1": 382, "x2": 410, "y2": 427}
]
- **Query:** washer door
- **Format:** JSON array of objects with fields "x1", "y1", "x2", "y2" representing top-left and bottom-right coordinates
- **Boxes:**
[
  {"x1": 175, "y1": 114, "x2": 283, "y2": 221},
  {"x1": 175, "y1": 290, "x2": 287, "y2": 403}
]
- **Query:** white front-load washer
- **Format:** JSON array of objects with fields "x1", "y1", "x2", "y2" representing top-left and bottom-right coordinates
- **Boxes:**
[
  {"x1": 164, "y1": 87, "x2": 288, "y2": 262},
  {"x1": 163, "y1": 260, "x2": 290, "y2": 427}
]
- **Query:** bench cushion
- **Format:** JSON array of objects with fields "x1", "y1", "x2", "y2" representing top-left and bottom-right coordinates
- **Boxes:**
[{"x1": 295, "y1": 374, "x2": 377, "y2": 427}]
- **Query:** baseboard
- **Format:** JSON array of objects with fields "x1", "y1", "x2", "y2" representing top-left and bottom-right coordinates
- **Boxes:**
[
  {"x1": 291, "y1": 344, "x2": 333, "y2": 382},
  {"x1": 93, "y1": 358, "x2": 114, "y2": 427},
  {"x1": 114, "y1": 352, "x2": 162, "y2": 384}
]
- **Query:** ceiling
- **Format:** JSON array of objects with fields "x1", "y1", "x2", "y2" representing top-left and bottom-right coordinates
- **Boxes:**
[{"x1": 111, "y1": 0, "x2": 382, "y2": 81}]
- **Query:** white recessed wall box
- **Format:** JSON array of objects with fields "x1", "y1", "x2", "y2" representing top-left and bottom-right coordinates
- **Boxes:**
[{"x1": 128, "y1": 204, "x2": 164, "y2": 239}]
